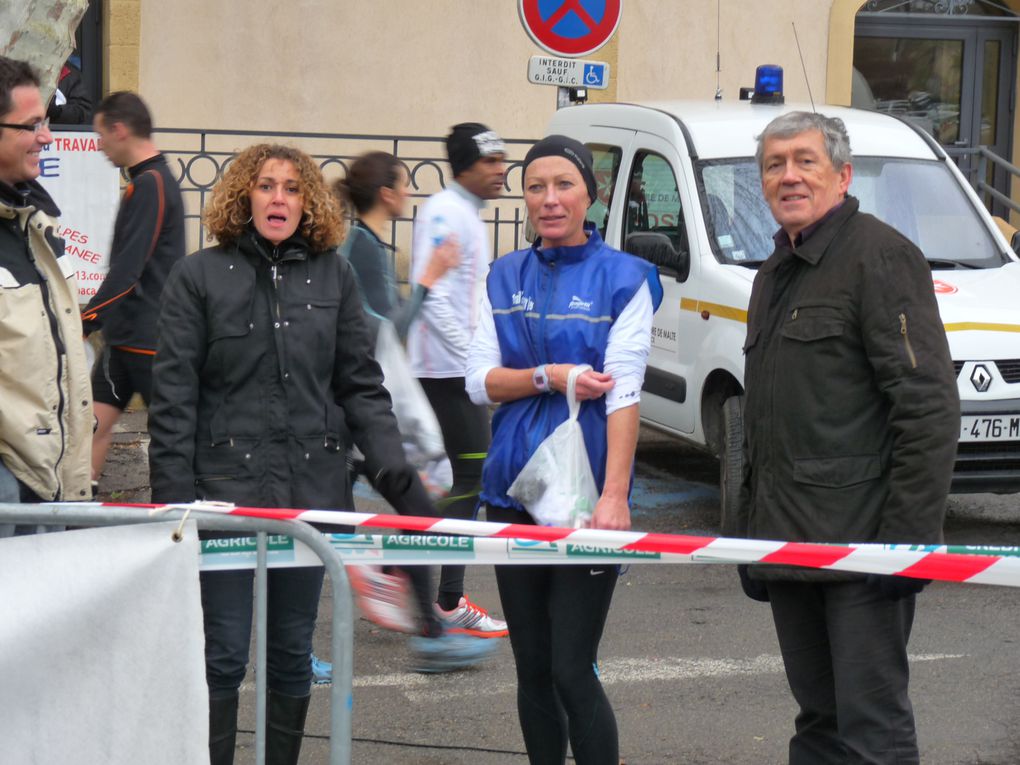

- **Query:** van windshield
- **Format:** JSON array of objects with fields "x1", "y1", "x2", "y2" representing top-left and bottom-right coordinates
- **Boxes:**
[{"x1": 698, "y1": 157, "x2": 1008, "y2": 269}]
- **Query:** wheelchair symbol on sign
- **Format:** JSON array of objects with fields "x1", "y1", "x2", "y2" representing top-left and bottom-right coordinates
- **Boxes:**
[{"x1": 584, "y1": 64, "x2": 604, "y2": 86}]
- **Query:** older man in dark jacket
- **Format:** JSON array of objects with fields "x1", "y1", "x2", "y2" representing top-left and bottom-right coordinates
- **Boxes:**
[{"x1": 733, "y1": 111, "x2": 960, "y2": 765}]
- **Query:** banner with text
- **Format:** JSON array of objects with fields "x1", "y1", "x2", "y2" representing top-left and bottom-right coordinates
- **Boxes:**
[{"x1": 37, "y1": 132, "x2": 119, "y2": 303}]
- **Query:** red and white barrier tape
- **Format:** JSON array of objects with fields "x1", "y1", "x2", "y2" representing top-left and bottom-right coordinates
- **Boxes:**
[{"x1": 97, "y1": 501, "x2": 1020, "y2": 586}]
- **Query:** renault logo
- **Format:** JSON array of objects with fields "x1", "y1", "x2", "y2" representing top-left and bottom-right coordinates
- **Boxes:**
[{"x1": 970, "y1": 364, "x2": 992, "y2": 393}]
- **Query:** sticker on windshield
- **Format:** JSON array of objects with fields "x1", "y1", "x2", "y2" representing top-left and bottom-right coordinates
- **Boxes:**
[
  {"x1": 731, "y1": 250, "x2": 747, "y2": 262},
  {"x1": 717, "y1": 234, "x2": 734, "y2": 248},
  {"x1": 933, "y1": 279, "x2": 958, "y2": 295}
]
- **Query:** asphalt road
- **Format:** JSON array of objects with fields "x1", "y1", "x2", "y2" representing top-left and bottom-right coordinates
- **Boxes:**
[{"x1": 100, "y1": 415, "x2": 1020, "y2": 764}]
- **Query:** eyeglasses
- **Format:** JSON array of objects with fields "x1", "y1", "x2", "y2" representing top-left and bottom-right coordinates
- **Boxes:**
[{"x1": 0, "y1": 118, "x2": 50, "y2": 134}]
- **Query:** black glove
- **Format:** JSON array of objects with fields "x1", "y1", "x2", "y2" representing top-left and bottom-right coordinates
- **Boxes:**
[
  {"x1": 372, "y1": 464, "x2": 416, "y2": 498},
  {"x1": 738, "y1": 564, "x2": 770, "y2": 602},
  {"x1": 867, "y1": 574, "x2": 930, "y2": 601},
  {"x1": 370, "y1": 464, "x2": 438, "y2": 520}
]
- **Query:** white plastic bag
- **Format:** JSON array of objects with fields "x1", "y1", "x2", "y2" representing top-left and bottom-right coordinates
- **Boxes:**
[
  {"x1": 374, "y1": 319, "x2": 446, "y2": 462},
  {"x1": 507, "y1": 365, "x2": 599, "y2": 528}
]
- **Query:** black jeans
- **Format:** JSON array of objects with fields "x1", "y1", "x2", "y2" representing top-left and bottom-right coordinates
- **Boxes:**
[
  {"x1": 767, "y1": 579, "x2": 918, "y2": 765},
  {"x1": 419, "y1": 377, "x2": 490, "y2": 605},
  {"x1": 200, "y1": 566, "x2": 324, "y2": 700}
]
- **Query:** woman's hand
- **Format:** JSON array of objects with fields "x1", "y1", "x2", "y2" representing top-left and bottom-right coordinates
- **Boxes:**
[
  {"x1": 549, "y1": 363, "x2": 615, "y2": 400},
  {"x1": 590, "y1": 492, "x2": 631, "y2": 531},
  {"x1": 419, "y1": 236, "x2": 460, "y2": 289}
]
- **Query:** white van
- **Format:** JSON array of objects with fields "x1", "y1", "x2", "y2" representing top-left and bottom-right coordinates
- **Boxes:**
[{"x1": 544, "y1": 98, "x2": 1020, "y2": 514}]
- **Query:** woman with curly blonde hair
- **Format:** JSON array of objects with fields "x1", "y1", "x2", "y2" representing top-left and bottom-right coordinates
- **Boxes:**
[
  {"x1": 204, "y1": 143, "x2": 344, "y2": 250},
  {"x1": 148, "y1": 143, "x2": 459, "y2": 764}
]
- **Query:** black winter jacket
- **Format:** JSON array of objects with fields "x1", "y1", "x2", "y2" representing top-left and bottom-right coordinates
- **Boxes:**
[
  {"x1": 735, "y1": 197, "x2": 960, "y2": 581},
  {"x1": 148, "y1": 229, "x2": 405, "y2": 509}
]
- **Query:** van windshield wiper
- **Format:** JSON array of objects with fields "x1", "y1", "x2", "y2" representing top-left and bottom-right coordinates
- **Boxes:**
[
  {"x1": 927, "y1": 258, "x2": 982, "y2": 270},
  {"x1": 733, "y1": 260, "x2": 765, "y2": 269}
]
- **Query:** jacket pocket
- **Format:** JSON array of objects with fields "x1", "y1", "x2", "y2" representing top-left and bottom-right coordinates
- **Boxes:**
[
  {"x1": 781, "y1": 309, "x2": 845, "y2": 343},
  {"x1": 793, "y1": 453, "x2": 882, "y2": 488},
  {"x1": 195, "y1": 437, "x2": 260, "y2": 482},
  {"x1": 207, "y1": 265, "x2": 256, "y2": 342}
]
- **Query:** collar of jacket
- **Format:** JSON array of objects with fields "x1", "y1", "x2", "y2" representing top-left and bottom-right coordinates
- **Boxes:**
[
  {"x1": 127, "y1": 153, "x2": 167, "y2": 180},
  {"x1": 761, "y1": 196, "x2": 859, "y2": 275},
  {"x1": 0, "y1": 178, "x2": 60, "y2": 218},
  {"x1": 533, "y1": 222, "x2": 602, "y2": 265},
  {"x1": 353, "y1": 218, "x2": 395, "y2": 251},
  {"x1": 237, "y1": 227, "x2": 312, "y2": 264}
]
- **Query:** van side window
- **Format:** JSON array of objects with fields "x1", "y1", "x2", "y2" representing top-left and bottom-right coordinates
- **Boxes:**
[
  {"x1": 585, "y1": 144, "x2": 622, "y2": 239},
  {"x1": 622, "y1": 151, "x2": 689, "y2": 278}
]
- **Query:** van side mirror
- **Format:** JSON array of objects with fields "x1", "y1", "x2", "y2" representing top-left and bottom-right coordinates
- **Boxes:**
[{"x1": 624, "y1": 232, "x2": 689, "y2": 282}]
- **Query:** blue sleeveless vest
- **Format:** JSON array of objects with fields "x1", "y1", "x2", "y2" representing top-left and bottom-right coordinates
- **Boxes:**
[{"x1": 481, "y1": 226, "x2": 663, "y2": 510}]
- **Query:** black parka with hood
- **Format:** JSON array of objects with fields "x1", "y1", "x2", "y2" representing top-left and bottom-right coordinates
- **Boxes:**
[{"x1": 148, "y1": 229, "x2": 403, "y2": 509}]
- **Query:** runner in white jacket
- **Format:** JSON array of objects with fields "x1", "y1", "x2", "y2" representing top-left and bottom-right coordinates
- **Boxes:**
[{"x1": 407, "y1": 122, "x2": 509, "y2": 637}]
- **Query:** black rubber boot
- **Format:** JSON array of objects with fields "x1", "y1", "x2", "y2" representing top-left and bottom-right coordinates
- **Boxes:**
[
  {"x1": 267, "y1": 690, "x2": 311, "y2": 765},
  {"x1": 208, "y1": 693, "x2": 239, "y2": 765}
]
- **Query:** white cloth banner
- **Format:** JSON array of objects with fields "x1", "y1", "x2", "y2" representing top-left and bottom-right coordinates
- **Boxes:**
[
  {"x1": 0, "y1": 521, "x2": 209, "y2": 765},
  {"x1": 36, "y1": 131, "x2": 119, "y2": 303}
]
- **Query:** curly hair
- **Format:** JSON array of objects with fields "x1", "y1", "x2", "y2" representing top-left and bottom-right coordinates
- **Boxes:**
[{"x1": 204, "y1": 143, "x2": 345, "y2": 251}]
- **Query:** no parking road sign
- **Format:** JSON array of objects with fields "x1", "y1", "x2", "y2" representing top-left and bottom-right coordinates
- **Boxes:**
[{"x1": 519, "y1": 0, "x2": 622, "y2": 57}]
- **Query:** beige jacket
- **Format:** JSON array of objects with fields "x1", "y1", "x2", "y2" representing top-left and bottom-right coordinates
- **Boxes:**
[{"x1": 0, "y1": 184, "x2": 92, "y2": 501}]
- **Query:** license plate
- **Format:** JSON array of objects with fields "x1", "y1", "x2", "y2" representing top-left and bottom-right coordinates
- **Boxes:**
[{"x1": 960, "y1": 415, "x2": 1020, "y2": 442}]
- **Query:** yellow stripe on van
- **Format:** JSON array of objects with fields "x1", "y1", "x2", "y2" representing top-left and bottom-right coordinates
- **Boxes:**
[
  {"x1": 944, "y1": 322, "x2": 1020, "y2": 333},
  {"x1": 680, "y1": 297, "x2": 748, "y2": 324}
]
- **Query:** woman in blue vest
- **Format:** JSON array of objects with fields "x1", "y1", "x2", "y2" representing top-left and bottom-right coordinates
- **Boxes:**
[{"x1": 466, "y1": 136, "x2": 662, "y2": 765}]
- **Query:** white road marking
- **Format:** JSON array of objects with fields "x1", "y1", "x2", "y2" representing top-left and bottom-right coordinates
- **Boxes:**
[{"x1": 339, "y1": 652, "x2": 965, "y2": 704}]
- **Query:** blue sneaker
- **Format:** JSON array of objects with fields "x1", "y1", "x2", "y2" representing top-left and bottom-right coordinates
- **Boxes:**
[
  {"x1": 311, "y1": 654, "x2": 332, "y2": 685},
  {"x1": 408, "y1": 632, "x2": 500, "y2": 673}
]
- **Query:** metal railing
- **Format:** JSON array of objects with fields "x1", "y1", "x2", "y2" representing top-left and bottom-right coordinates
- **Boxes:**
[
  {"x1": 0, "y1": 504, "x2": 356, "y2": 765},
  {"x1": 149, "y1": 127, "x2": 537, "y2": 283},
  {"x1": 946, "y1": 144, "x2": 1020, "y2": 218}
]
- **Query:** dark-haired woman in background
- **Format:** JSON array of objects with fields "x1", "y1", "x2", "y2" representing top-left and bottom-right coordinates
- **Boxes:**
[{"x1": 335, "y1": 151, "x2": 457, "y2": 340}]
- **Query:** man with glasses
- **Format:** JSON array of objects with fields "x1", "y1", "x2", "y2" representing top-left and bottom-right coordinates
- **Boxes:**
[{"x1": 0, "y1": 56, "x2": 92, "y2": 530}]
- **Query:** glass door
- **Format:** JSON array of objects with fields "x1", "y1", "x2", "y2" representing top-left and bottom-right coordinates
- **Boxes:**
[{"x1": 854, "y1": 11, "x2": 1017, "y2": 215}]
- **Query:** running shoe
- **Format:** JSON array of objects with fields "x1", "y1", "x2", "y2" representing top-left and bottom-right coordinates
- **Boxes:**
[
  {"x1": 311, "y1": 654, "x2": 332, "y2": 685},
  {"x1": 347, "y1": 565, "x2": 417, "y2": 633},
  {"x1": 434, "y1": 596, "x2": 508, "y2": 638},
  {"x1": 408, "y1": 632, "x2": 500, "y2": 673}
]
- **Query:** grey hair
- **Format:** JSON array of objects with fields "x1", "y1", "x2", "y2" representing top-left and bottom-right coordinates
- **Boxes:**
[{"x1": 755, "y1": 111, "x2": 852, "y2": 172}]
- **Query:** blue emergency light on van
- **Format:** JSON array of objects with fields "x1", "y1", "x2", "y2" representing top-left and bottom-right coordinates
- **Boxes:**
[{"x1": 752, "y1": 65, "x2": 784, "y2": 104}]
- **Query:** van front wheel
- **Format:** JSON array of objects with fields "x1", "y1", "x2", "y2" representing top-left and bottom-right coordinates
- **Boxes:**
[{"x1": 718, "y1": 395, "x2": 744, "y2": 535}]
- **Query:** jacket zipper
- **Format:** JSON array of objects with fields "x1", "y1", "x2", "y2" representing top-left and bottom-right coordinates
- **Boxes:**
[
  {"x1": 24, "y1": 212, "x2": 67, "y2": 498},
  {"x1": 899, "y1": 313, "x2": 918, "y2": 369},
  {"x1": 538, "y1": 260, "x2": 557, "y2": 363}
]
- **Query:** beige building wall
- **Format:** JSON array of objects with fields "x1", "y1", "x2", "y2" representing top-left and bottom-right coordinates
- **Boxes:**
[
  {"x1": 617, "y1": 1, "x2": 831, "y2": 106},
  {"x1": 133, "y1": 1, "x2": 835, "y2": 137}
]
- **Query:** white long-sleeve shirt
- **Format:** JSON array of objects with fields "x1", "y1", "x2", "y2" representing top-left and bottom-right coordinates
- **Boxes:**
[{"x1": 407, "y1": 183, "x2": 490, "y2": 378}]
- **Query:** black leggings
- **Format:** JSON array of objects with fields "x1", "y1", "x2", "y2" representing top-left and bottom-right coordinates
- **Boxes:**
[
  {"x1": 488, "y1": 505, "x2": 620, "y2": 765},
  {"x1": 419, "y1": 377, "x2": 490, "y2": 606}
]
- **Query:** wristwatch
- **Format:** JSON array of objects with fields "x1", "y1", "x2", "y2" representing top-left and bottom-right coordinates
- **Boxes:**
[{"x1": 532, "y1": 364, "x2": 551, "y2": 393}]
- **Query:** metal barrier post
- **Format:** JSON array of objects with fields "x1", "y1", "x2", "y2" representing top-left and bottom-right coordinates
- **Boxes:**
[
  {"x1": 255, "y1": 532, "x2": 268, "y2": 765},
  {"x1": 0, "y1": 504, "x2": 355, "y2": 765}
]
